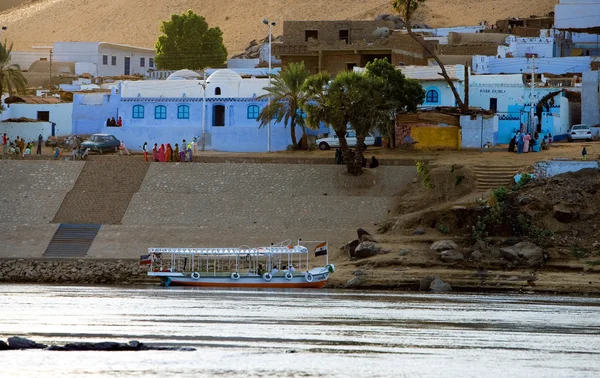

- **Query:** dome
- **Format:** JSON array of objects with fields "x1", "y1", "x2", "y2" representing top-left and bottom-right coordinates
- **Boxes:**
[
  {"x1": 207, "y1": 69, "x2": 243, "y2": 84},
  {"x1": 166, "y1": 69, "x2": 202, "y2": 81}
]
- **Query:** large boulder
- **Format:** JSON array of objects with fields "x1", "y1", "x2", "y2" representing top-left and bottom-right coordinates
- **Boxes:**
[
  {"x1": 499, "y1": 242, "x2": 544, "y2": 268},
  {"x1": 430, "y1": 240, "x2": 459, "y2": 251},
  {"x1": 357, "y1": 228, "x2": 377, "y2": 243},
  {"x1": 354, "y1": 242, "x2": 382, "y2": 259},
  {"x1": 440, "y1": 250, "x2": 465, "y2": 263},
  {"x1": 343, "y1": 240, "x2": 360, "y2": 259},
  {"x1": 429, "y1": 277, "x2": 452, "y2": 292},
  {"x1": 7, "y1": 336, "x2": 47, "y2": 349},
  {"x1": 345, "y1": 277, "x2": 362, "y2": 288},
  {"x1": 419, "y1": 275, "x2": 436, "y2": 291},
  {"x1": 553, "y1": 204, "x2": 577, "y2": 223}
]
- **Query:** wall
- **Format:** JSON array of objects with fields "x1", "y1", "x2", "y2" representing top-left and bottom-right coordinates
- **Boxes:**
[
  {"x1": 534, "y1": 160, "x2": 599, "y2": 179},
  {"x1": 10, "y1": 51, "x2": 49, "y2": 71},
  {"x1": 555, "y1": 0, "x2": 600, "y2": 31},
  {"x1": 582, "y1": 70, "x2": 600, "y2": 126},
  {"x1": 502, "y1": 35, "x2": 555, "y2": 58},
  {"x1": 2, "y1": 103, "x2": 73, "y2": 135},
  {"x1": 460, "y1": 115, "x2": 499, "y2": 148},
  {"x1": 411, "y1": 126, "x2": 461, "y2": 149},
  {"x1": 472, "y1": 56, "x2": 592, "y2": 74},
  {"x1": 97, "y1": 44, "x2": 155, "y2": 77},
  {"x1": 72, "y1": 93, "x2": 120, "y2": 135},
  {"x1": 0, "y1": 121, "x2": 53, "y2": 142},
  {"x1": 281, "y1": 20, "x2": 395, "y2": 45}
]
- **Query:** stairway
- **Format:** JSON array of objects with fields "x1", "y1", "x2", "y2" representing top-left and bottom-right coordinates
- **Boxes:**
[
  {"x1": 43, "y1": 224, "x2": 101, "y2": 258},
  {"x1": 52, "y1": 159, "x2": 150, "y2": 225},
  {"x1": 473, "y1": 165, "x2": 522, "y2": 191}
]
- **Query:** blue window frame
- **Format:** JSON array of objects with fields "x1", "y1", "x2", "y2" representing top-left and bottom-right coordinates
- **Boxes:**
[
  {"x1": 177, "y1": 105, "x2": 190, "y2": 119},
  {"x1": 132, "y1": 105, "x2": 144, "y2": 119},
  {"x1": 154, "y1": 105, "x2": 167, "y2": 119},
  {"x1": 425, "y1": 89, "x2": 439, "y2": 103},
  {"x1": 247, "y1": 105, "x2": 259, "y2": 119}
]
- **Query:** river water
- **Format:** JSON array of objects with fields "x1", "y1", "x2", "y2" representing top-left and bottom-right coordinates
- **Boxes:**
[{"x1": 1, "y1": 285, "x2": 599, "y2": 377}]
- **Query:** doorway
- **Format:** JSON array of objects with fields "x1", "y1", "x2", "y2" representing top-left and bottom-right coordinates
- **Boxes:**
[
  {"x1": 489, "y1": 98, "x2": 498, "y2": 112},
  {"x1": 124, "y1": 57, "x2": 131, "y2": 75},
  {"x1": 213, "y1": 105, "x2": 225, "y2": 126}
]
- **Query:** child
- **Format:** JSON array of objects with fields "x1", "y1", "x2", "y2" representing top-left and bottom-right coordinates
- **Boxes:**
[
  {"x1": 582, "y1": 146, "x2": 587, "y2": 161},
  {"x1": 81, "y1": 147, "x2": 90, "y2": 160},
  {"x1": 53, "y1": 147, "x2": 61, "y2": 159},
  {"x1": 23, "y1": 144, "x2": 31, "y2": 159},
  {"x1": 72, "y1": 146, "x2": 78, "y2": 160},
  {"x1": 548, "y1": 133, "x2": 553, "y2": 144}
]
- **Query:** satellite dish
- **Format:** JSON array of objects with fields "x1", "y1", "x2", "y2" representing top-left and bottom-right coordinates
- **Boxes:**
[{"x1": 371, "y1": 27, "x2": 390, "y2": 38}]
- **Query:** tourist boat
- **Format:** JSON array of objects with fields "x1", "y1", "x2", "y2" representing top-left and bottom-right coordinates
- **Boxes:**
[{"x1": 143, "y1": 240, "x2": 334, "y2": 288}]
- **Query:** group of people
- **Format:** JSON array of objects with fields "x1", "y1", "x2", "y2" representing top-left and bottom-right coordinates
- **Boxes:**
[
  {"x1": 106, "y1": 117, "x2": 123, "y2": 127},
  {"x1": 64, "y1": 146, "x2": 90, "y2": 160},
  {"x1": 1, "y1": 133, "x2": 44, "y2": 159},
  {"x1": 143, "y1": 137, "x2": 198, "y2": 163},
  {"x1": 334, "y1": 147, "x2": 379, "y2": 168},
  {"x1": 508, "y1": 131, "x2": 552, "y2": 154},
  {"x1": 257, "y1": 263, "x2": 296, "y2": 276}
]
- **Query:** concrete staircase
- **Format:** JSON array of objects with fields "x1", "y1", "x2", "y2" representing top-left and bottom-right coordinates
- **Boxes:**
[
  {"x1": 43, "y1": 224, "x2": 102, "y2": 258},
  {"x1": 52, "y1": 159, "x2": 150, "y2": 224},
  {"x1": 473, "y1": 165, "x2": 522, "y2": 191}
]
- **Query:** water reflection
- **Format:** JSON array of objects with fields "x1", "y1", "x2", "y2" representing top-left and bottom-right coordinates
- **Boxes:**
[{"x1": 1, "y1": 285, "x2": 599, "y2": 377}]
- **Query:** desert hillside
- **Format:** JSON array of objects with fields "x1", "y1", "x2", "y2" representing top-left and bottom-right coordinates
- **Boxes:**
[{"x1": 1, "y1": 0, "x2": 557, "y2": 54}]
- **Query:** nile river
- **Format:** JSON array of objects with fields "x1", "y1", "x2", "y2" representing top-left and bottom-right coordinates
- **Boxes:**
[{"x1": 1, "y1": 285, "x2": 599, "y2": 377}]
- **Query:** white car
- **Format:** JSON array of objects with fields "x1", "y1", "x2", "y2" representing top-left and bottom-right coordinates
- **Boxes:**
[
  {"x1": 316, "y1": 130, "x2": 376, "y2": 150},
  {"x1": 568, "y1": 124, "x2": 592, "y2": 142}
]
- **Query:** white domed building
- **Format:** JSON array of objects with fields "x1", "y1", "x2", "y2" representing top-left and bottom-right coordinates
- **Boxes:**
[{"x1": 72, "y1": 68, "x2": 311, "y2": 152}]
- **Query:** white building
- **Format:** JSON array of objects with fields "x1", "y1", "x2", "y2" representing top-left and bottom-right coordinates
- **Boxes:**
[
  {"x1": 555, "y1": 0, "x2": 600, "y2": 32},
  {"x1": 52, "y1": 42, "x2": 155, "y2": 77}
]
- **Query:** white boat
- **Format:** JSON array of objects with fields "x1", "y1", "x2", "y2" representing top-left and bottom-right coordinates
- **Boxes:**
[{"x1": 144, "y1": 240, "x2": 334, "y2": 288}]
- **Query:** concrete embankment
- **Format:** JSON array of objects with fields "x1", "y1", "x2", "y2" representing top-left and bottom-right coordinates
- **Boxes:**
[{"x1": 0, "y1": 159, "x2": 416, "y2": 264}]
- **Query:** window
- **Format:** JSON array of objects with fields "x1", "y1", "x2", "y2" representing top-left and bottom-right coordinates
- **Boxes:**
[
  {"x1": 140, "y1": 57, "x2": 145, "y2": 67},
  {"x1": 247, "y1": 105, "x2": 259, "y2": 119},
  {"x1": 132, "y1": 105, "x2": 144, "y2": 119},
  {"x1": 111, "y1": 56, "x2": 117, "y2": 66},
  {"x1": 305, "y1": 30, "x2": 319, "y2": 42},
  {"x1": 339, "y1": 30, "x2": 349, "y2": 43},
  {"x1": 102, "y1": 55, "x2": 108, "y2": 65},
  {"x1": 215, "y1": 87, "x2": 221, "y2": 96},
  {"x1": 149, "y1": 58, "x2": 154, "y2": 68},
  {"x1": 154, "y1": 105, "x2": 167, "y2": 119},
  {"x1": 177, "y1": 105, "x2": 190, "y2": 119},
  {"x1": 37, "y1": 111, "x2": 50, "y2": 121},
  {"x1": 425, "y1": 89, "x2": 439, "y2": 103},
  {"x1": 346, "y1": 63, "x2": 357, "y2": 71},
  {"x1": 213, "y1": 105, "x2": 225, "y2": 126}
]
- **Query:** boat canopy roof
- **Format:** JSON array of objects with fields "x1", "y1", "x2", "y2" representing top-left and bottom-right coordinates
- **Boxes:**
[{"x1": 148, "y1": 246, "x2": 309, "y2": 255}]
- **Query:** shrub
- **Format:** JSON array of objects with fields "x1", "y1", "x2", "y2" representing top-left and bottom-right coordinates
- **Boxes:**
[
  {"x1": 438, "y1": 224, "x2": 450, "y2": 234},
  {"x1": 492, "y1": 187, "x2": 509, "y2": 203},
  {"x1": 471, "y1": 216, "x2": 489, "y2": 241},
  {"x1": 416, "y1": 161, "x2": 433, "y2": 189},
  {"x1": 514, "y1": 173, "x2": 532, "y2": 190},
  {"x1": 286, "y1": 144, "x2": 296, "y2": 151}
]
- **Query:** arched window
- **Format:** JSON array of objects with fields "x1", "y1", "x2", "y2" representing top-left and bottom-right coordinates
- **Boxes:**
[
  {"x1": 177, "y1": 105, "x2": 190, "y2": 119},
  {"x1": 213, "y1": 105, "x2": 225, "y2": 126},
  {"x1": 215, "y1": 87, "x2": 221, "y2": 96},
  {"x1": 425, "y1": 89, "x2": 439, "y2": 104},
  {"x1": 154, "y1": 105, "x2": 167, "y2": 119},
  {"x1": 132, "y1": 105, "x2": 144, "y2": 119},
  {"x1": 247, "y1": 105, "x2": 260, "y2": 119}
]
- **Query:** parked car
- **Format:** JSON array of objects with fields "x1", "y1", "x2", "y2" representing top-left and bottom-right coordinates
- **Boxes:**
[
  {"x1": 316, "y1": 130, "x2": 376, "y2": 150},
  {"x1": 568, "y1": 124, "x2": 592, "y2": 142},
  {"x1": 81, "y1": 134, "x2": 121, "y2": 154}
]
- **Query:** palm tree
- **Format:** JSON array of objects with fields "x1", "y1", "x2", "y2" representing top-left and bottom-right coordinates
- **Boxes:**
[
  {"x1": 257, "y1": 61, "x2": 309, "y2": 149},
  {"x1": 0, "y1": 40, "x2": 27, "y2": 101}
]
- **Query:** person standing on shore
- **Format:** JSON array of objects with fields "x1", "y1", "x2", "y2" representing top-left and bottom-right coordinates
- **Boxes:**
[
  {"x1": 582, "y1": 146, "x2": 587, "y2": 161},
  {"x1": 174, "y1": 143, "x2": 180, "y2": 162},
  {"x1": 192, "y1": 136, "x2": 198, "y2": 155},
  {"x1": 37, "y1": 134, "x2": 43, "y2": 155},
  {"x1": 2, "y1": 133, "x2": 8, "y2": 158},
  {"x1": 516, "y1": 132, "x2": 524, "y2": 154},
  {"x1": 152, "y1": 143, "x2": 158, "y2": 162},
  {"x1": 166, "y1": 143, "x2": 173, "y2": 162},
  {"x1": 142, "y1": 142, "x2": 148, "y2": 162},
  {"x1": 180, "y1": 140, "x2": 186, "y2": 162}
]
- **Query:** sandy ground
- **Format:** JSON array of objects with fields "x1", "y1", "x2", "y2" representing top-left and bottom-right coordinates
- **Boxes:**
[{"x1": 1, "y1": 0, "x2": 558, "y2": 54}]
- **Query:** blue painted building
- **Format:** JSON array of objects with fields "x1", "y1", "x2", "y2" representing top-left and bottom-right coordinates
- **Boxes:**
[{"x1": 72, "y1": 69, "x2": 318, "y2": 152}]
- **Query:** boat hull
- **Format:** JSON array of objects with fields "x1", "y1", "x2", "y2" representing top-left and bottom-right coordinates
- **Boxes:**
[{"x1": 152, "y1": 272, "x2": 329, "y2": 289}]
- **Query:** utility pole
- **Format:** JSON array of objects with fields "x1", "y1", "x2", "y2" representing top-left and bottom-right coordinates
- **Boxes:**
[
  {"x1": 263, "y1": 18, "x2": 277, "y2": 152},
  {"x1": 201, "y1": 71, "x2": 207, "y2": 151},
  {"x1": 49, "y1": 49, "x2": 53, "y2": 92},
  {"x1": 530, "y1": 55, "x2": 536, "y2": 134}
]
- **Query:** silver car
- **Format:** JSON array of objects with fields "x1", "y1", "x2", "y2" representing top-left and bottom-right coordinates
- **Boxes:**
[
  {"x1": 316, "y1": 130, "x2": 376, "y2": 150},
  {"x1": 568, "y1": 124, "x2": 592, "y2": 142}
]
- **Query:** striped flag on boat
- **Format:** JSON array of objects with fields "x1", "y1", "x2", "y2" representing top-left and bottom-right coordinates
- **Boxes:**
[
  {"x1": 139, "y1": 254, "x2": 152, "y2": 265},
  {"x1": 314, "y1": 242, "x2": 328, "y2": 257}
]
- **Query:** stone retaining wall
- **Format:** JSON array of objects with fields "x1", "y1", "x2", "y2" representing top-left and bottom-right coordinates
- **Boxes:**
[{"x1": 0, "y1": 259, "x2": 150, "y2": 284}]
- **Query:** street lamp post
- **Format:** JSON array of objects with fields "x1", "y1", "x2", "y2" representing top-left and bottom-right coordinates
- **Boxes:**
[
  {"x1": 201, "y1": 71, "x2": 207, "y2": 151},
  {"x1": 263, "y1": 18, "x2": 277, "y2": 152}
]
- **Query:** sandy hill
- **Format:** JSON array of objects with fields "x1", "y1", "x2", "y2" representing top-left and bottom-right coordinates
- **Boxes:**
[{"x1": 1, "y1": 0, "x2": 558, "y2": 55}]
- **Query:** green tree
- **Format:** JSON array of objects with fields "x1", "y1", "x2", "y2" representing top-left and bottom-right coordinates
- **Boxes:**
[
  {"x1": 257, "y1": 61, "x2": 309, "y2": 149},
  {"x1": 154, "y1": 10, "x2": 227, "y2": 70},
  {"x1": 0, "y1": 39, "x2": 27, "y2": 106},
  {"x1": 364, "y1": 58, "x2": 425, "y2": 147},
  {"x1": 392, "y1": 0, "x2": 467, "y2": 112}
]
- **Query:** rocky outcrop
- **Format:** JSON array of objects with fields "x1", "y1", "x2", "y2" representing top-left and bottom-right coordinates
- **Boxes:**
[
  {"x1": 499, "y1": 242, "x2": 544, "y2": 268},
  {"x1": 429, "y1": 277, "x2": 453, "y2": 292},
  {"x1": 430, "y1": 240, "x2": 459, "y2": 251},
  {"x1": 440, "y1": 250, "x2": 465, "y2": 263},
  {"x1": 357, "y1": 228, "x2": 378, "y2": 243},
  {"x1": 354, "y1": 242, "x2": 382, "y2": 259},
  {"x1": 0, "y1": 259, "x2": 149, "y2": 284},
  {"x1": 345, "y1": 277, "x2": 362, "y2": 288},
  {"x1": 2, "y1": 337, "x2": 195, "y2": 351}
]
